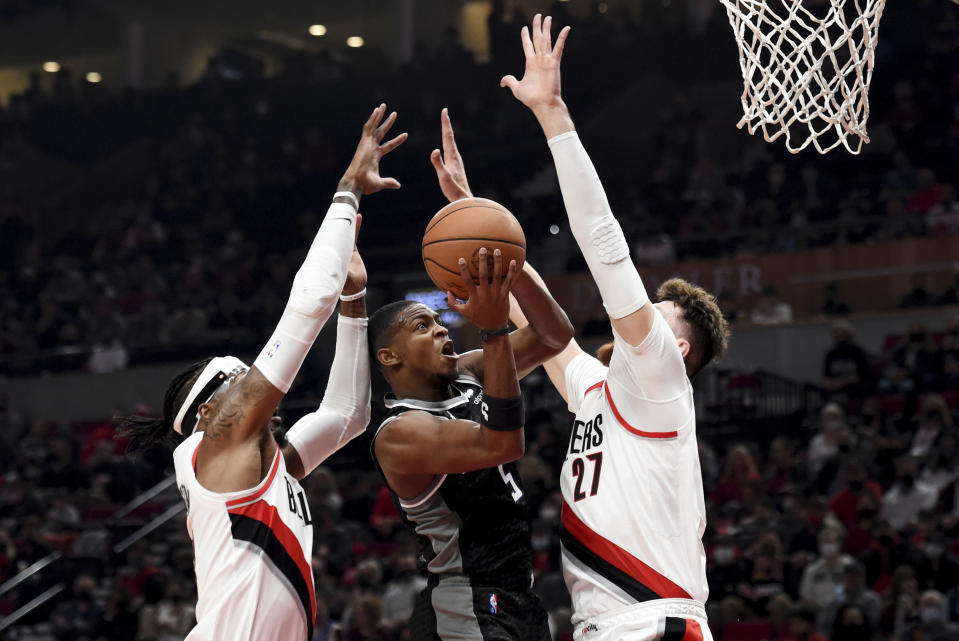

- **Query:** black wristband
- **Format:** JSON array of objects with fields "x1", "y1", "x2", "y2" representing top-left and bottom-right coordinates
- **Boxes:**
[
  {"x1": 480, "y1": 394, "x2": 525, "y2": 431},
  {"x1": 480, "y1": 325, "x2": 510, "y2": 342}
]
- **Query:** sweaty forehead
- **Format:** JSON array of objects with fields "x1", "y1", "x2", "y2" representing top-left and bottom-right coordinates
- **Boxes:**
[{"x1": 397, "y1": 303, "x2": 438, "y2": 326}]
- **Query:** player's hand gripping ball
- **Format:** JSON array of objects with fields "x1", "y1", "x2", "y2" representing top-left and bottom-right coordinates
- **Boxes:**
[{"x1": 422, "y1": 197, "x2": 526, "y2": 300}]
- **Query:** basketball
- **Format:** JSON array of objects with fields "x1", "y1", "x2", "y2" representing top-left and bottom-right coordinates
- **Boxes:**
[{"x1": 421, "y1": 197, "x2": 526, "y2": 300}]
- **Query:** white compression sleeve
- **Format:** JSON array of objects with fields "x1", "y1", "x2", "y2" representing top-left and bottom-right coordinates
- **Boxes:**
[
  {"x1": 285, "y1": 314, "x2": 370, "y2": 476},
  {"x1": 253, "y1": 200, "x2": 357, "y2": 393},
  {"x1": 547, "y1": 131, "x2": 648, "y2": 319}
]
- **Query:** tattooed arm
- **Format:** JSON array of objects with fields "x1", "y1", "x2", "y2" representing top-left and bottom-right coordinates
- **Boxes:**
[{"x1": 195, "y1": 367, "x2": 285, "y2": 443}]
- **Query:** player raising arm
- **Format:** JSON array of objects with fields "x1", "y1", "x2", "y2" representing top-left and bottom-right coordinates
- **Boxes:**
[
  {"x1": 116, "y1": 104, "x2": 406, "y2": 641},
  {"x1": 366, "y1": 108, "x2": 573, "y2": 641},
  {"x1": 502, "y1": 16, "x2": 730, "y2": 641}
]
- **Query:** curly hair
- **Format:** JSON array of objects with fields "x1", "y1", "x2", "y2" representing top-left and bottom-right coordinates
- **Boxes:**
[
  {"x1": 656, "y1": 278, "x2": 729, "y2": 377},
  {"x1": 593, "y1": 280, "x2": 728, "y2": 376}
]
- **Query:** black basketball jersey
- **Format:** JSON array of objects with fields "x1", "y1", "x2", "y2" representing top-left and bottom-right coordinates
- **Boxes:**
[{"x1": 371, "y1": 374, "x2": 534, "y2": 590}]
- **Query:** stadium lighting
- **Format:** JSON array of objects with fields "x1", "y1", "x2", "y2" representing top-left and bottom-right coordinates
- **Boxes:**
[
  {"x1": 42, "y1": 61, "x2": 60, "y2": 73},
  {"x1": 346, "y1": 36, "x2": 364, "y2": 48},
  {"x1": 308, "y1": 24, "x2": 327, "y2": 37},
  {"x1": 86, "y1": 72, "x2": 102, "y2": 83}
]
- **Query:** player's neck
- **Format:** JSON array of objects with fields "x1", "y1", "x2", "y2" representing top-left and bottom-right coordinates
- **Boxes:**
[{"x1": 389, "y1": 375, "x2": 453, "y2": 403}]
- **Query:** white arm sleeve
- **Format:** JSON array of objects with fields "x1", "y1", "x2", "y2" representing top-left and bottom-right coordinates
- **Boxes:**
[
  {"x1": 563, "y1": 352, "x2": 610, "y2": 413},
  {"x1": 285, "y1": 314, "x2": 370, "y2": 476},
  {"x1": 253, "y1": 201, "x2": 357, "y2": 393},
  {"x1": 605, "y1": 309, "x2": 693, "y2": 434},
  {"x1": 547, "y1": 131, "x2": 648, "y2": 319}
]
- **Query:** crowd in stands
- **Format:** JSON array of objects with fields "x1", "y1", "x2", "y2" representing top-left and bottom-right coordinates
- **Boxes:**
[
  {"x1": 0, "y1": 0, "x2": 956, "y2": 371},
  {"x1": 1, "y1": 1, "x2": 958, "y2": 640}
]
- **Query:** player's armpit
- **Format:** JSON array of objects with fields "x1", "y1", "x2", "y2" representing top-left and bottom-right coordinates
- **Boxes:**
[
  {"x1": 198, "y1": 366, "x2": 285, "y2": 444},
  {"x1": 281, "y1": 444, "x2": 306, "y2": 480},
  {"x1": 374, "y1": 411, "x2": 524, "y2": 476}
]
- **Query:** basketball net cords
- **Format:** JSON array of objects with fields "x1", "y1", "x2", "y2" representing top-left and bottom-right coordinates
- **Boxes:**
[{"x1": 719, "y1": 0, "x2": 887, "y2": 154}]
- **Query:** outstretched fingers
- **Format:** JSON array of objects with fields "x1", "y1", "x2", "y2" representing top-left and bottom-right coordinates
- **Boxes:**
[
  {"x1": 375, "y1": 110, "x2": 398, "y2": 142},
  {"x1": 553, "y1": 26, "x2": 571, "y2": 61},
  {"x1": 543, "y1": 15, "x2": 553, "y2": 53},
  {"x1": 521, "y1": 25, "x2": 535, "y2": 59},
  {"x1": 363, "y1": 103, "x2": 386, "y2": 135},
  {"x1": 380, "y1": 131, "x2": 408, "y2": 155},
  {"x1": 441, "y1": 108, "x2": 458, "y2": 155}
]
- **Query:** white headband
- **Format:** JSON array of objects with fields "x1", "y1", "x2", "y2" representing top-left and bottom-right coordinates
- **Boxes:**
[{"x1": 172, "y1": 356, "x2": 248, "y2": 435}]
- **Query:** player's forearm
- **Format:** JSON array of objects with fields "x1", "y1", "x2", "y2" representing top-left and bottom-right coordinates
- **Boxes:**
[
  {"x1": 478, "y1": 335, "x2": 524, "y2": 461},
  {"x1": 547, "y1": 131, "x2": 648, "y2": 319},
  {"x1": 286, "y1": 314, "x2": 371, "y2": 476},
  {"x1": 510, "y1": 268, "x2": 574, "y2": 349},
  {"x1": 481, "y1": 335, "x2": 521, "y2": 399},
  {"x1": 253, "y1": 194, "x2": 358, "y2": 393}
]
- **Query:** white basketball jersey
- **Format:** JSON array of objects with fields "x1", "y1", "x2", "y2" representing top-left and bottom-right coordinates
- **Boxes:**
[
  {"x1": 173, "y1": 432, "x2": 315, "y2": 641},
  {"x1": 559, "y1": 309, "x2": 708, "y2": 628}
]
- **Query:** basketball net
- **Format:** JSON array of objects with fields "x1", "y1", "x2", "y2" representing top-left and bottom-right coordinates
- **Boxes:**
[{"x1": 719, "y1": 0, "x2": 887, "y2": 154}]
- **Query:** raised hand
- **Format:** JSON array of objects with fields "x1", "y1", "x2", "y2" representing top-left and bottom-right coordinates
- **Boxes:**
[
  {"x1": 430, "y1": 108, "x2": 473, "y2": 203},
  {"x1": 500, "y1": 14, "x2": 570, "y2": 113},
  {"x1": 446, "y1": 248, "x2": 518, "y2": 331},
  {"x1": 340, "y1": 104, "x2": 408, "y2": 196}
]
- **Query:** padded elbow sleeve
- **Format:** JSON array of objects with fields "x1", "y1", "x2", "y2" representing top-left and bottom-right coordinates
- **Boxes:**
[{"x1": 548, "y1": 131, "x2": 648, "y2": 319}]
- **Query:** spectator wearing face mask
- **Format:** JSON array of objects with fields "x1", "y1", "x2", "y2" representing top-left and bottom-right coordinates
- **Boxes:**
[
  {"x1": 707, "y1": 534, "x2": 750, "y2": 606},
  {"x1": 783, "y1": 607, "x2": 828, "y2": 641},
  {"x1": 829, "y1": 458, "x2": 883, "y2": 530},
  {"x1": 830, "y1": 603, "x2": 877, "y2": 641},
  {"x1": 809, "y1": 403, "x2": 853, "y2": 479},
  {"x1": 823, "y1": 321, "x2": 874, "y2": 398},
  {"x1": 799, "y1": 527, "x2": 852, "y2": 610},
  {"x1": 897, "y1": 590, "x2": 959, "y2": 641},
  {"x1": 881, "y1": 456, "x2": 939, "y2": 530},
  {"x1": 915, "y1": 533, "x2": 959, "y2": 594},
  {"x1": 817, "y1": 561, "x2": 882, "y2": 638},
  {"x1": 889, "y1": 322, "x2": 941, "y2": 391},
  {"x1": 842, "y1": 493, "x2": 883, "y2": 557}
]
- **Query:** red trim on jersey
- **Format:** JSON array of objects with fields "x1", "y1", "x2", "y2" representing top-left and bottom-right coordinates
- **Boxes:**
[
  {"x1": 192, "y1": 442, "x2": 200, "y2": 471},
  {"x1": 227, "y1": 500, "x2": 316, "y2": 623},
  {"x1": 562, "y1": 501, "x2": 692, "y2": 600},
  {"x1": 585, "y1": 381, "x2": 605, "y2": 395},
  {"x1": 683, "y1": 620, "x2": 704, "y2": 641},
  {"x1": 224, "y1": 449, "x2": 281, "y2": 508},
  {"x1": 603, "y1": 382, "x2": 678, "y2": 439}
]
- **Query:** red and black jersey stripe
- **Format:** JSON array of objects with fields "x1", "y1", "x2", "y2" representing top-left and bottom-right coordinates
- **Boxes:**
[
  {"x1": 560, "y1": 501, "x2": 691, "y2": 604},
  {"x1": 228, "y1": 501, "x2": 315, "y2": 641},
  {"x1": 662, "y1": 617, "x2": 705, "y2": 641}
]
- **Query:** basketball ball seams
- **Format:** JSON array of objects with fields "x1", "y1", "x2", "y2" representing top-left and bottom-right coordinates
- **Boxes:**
[
  {"x1": 421, "y1": 237, "x2": 527, "y2": 250},
  {"x1": 424, "y1": 203, "x2": 513, "y2": 236},
  {"x1": 422, "y1": 257, "x2": 464, "y2": 277},
  {"x1": 424, "y1": 200, "x2": 508, "y2": 235}
]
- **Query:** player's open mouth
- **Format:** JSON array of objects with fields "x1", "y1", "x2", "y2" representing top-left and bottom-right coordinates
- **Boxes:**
[{"x1": 441, "y1": 341, "x2": 457, "y2": 358}]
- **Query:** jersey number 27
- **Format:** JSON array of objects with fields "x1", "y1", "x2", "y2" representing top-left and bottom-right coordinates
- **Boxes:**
[{"x1": 571, "y1": 452, "x2": 603, "y2": 501}]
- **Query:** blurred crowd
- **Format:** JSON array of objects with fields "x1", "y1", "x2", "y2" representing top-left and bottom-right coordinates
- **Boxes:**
[
  {"x1": 1, "y1": 1, "x2": 958, "y2": 639},
  {"x1": 3, "y1": 311, "x2": 959, "y2": 641},
  {"x1": 0, "y1": 1, "x2": 956, "y2": 372}
]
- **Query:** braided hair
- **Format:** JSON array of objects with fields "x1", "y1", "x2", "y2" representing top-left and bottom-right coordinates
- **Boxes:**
[{"x1": 115, "y1": 357, "x2": 213, "y2": 454}]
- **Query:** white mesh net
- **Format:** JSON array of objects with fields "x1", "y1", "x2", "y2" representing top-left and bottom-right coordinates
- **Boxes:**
[{"x1": 719, "y1": 0, "x2": 887, "y2": 154}]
